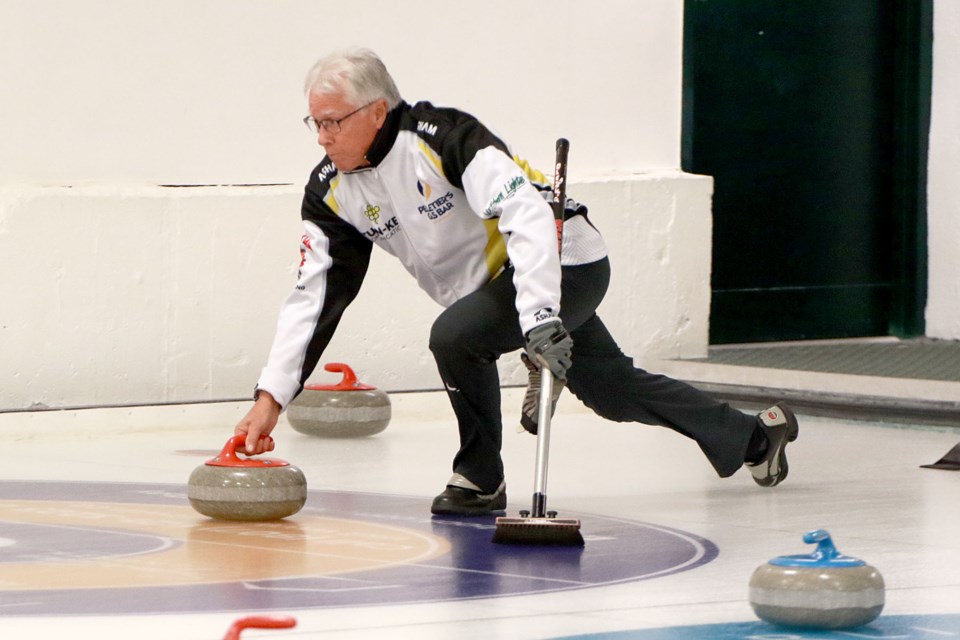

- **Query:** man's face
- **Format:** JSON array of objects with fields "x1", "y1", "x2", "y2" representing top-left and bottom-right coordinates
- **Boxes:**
[{"x1": 307, "y1": 91, "x2": 387, "y2": 172}]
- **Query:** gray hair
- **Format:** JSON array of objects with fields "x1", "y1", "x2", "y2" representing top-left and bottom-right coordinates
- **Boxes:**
[{"x1": 304, "y1": 48, "x2": 402, "y2": 109}]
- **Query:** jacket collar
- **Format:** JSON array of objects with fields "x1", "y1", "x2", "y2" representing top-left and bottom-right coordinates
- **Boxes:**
[{"x1": 357, "y1": 100, "x2": 407, "y2": 169}]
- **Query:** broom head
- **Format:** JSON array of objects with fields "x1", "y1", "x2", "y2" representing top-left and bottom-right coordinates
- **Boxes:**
[{"x1": 492, "y1": 515, "x2": 585, "y2": 546}]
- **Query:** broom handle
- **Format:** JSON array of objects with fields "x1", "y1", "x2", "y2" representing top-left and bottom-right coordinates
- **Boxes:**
[
  {"x1": 531, "y1": 366, "x2": 554, "y2": 518},
  {"x1": 530, "y1": 138, "x2": 569, "y2": 519}
]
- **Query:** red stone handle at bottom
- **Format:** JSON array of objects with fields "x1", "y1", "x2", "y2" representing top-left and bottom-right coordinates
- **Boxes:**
[{"x1": 223, "y1": 615, "x2": 297, "y2": 640}]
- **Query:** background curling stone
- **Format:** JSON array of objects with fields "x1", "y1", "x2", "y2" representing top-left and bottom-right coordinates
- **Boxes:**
[
  {"x1": 287, "y1": 362, "x2": 391, "y2": 438},
  {"x1": 188, "y1": 435, "x2": 307, "y2": 521},
  {"x1": 749, "y1": 529, "x2": 885, "y2": 629}
]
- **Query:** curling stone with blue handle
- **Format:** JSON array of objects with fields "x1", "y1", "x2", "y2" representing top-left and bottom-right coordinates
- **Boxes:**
[
  {"x1": 287, "y1": 362, "x2": 391, "y2": 438},
  {"x1": 749, "y1": 529, "x2": 885, "y2": 629}
]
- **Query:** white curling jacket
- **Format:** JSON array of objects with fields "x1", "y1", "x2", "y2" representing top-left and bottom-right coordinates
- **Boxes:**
[{"x1": 256, "y1": 101, "x2": 607, "y2": 409}]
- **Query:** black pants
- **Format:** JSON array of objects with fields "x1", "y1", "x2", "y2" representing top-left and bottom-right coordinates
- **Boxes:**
[{"x1": 429, "y1": 257, "x2": 759, "y2": 493}]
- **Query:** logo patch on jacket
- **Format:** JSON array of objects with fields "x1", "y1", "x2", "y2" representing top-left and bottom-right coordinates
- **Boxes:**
[
  {"x1": 363, "y1": 204, "x2": 382, "y2": 224},
  {"x1": 417, "y1": 181, "x2": 455, "y2": 221},
  {"x1": 483, "y1": 175, "x2": 527, "y2": 216},
  {"x1": 316, "y1": 162, "x2": 337, "y2": 183},
  {"x1": 360, "y1": 204, "x2": 401, "y2": 240},
  {"x1": 534, "y1": 307, "x2": 557, "y2": 323},
  {"x1": 417, "y1": 121, "x2": 438, "y2": 136}
]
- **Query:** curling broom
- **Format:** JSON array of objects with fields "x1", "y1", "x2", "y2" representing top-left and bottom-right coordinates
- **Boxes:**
[{"x1": 492, "y1": 138, "x2": 584, "y2": 547}]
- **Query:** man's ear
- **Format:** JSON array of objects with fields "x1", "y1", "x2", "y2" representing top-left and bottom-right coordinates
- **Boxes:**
[{"x1": 373, "y1": 99, "x2": 390, "y2": 127}]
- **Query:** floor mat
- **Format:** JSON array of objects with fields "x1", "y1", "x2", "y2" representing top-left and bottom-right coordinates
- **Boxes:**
[{"x1": 688, "y1": 339, "x2": 960, "y2": 382}]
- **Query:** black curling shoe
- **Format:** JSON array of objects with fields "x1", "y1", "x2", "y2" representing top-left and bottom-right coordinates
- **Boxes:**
[
  {"x1": 430, "y1": 473, "x2": 507, "y2": 515},
  {"x1": 748, "y1": 404, "x2": 800, "y2": 487}
]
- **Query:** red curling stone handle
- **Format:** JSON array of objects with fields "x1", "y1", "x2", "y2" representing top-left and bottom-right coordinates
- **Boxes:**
[
  {"x1": 304, "y1": 362, "x2": 377, "y2": 391},
  {"x1": 223, "y1": 614, "x2": 297, "y2": 639},
  {"x1": 205, "y1": 435, "x2": 290, "y2": 468}
]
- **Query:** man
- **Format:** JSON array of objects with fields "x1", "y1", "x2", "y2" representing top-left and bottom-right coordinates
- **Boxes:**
[{"x1": 234, "y1": 48, "x2": 799, "y2": 515}]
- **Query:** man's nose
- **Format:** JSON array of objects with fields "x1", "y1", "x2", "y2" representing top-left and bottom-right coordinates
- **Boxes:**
[{"x1": 316, "y1": 127, "x2": 334, "y2": 146}]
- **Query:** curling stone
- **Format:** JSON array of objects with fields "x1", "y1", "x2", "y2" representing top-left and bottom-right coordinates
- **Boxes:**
[
  {"x1": 749, "y1": 529, "x2": 885, "y2": 629},
  {"x1": 287, "y1": 362, "x2": 391, "y2": 438},
  {"x1": 188, "y1": 435, "x2": 307, "y2": 521}
]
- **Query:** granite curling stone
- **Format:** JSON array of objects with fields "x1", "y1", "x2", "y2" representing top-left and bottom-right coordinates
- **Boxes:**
[
  {"x1": 188, "y1": 435, "x2": 307, "y2": 521},
  {"x1": 749, "y1": 529, "x2": 885, "y2": 629},
  {"x1": 287, "y1": 362, "x2": 391, "y2": 438}
]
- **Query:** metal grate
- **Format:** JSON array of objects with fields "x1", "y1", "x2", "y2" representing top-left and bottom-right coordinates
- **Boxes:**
[{"x1": 688, "y1": 339, "x2": 960, "y2": 382}]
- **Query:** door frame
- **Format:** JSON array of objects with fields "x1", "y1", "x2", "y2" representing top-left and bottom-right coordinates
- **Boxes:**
[{"x1": 681, "y1": 0, "x2": 933, "y2": 341}]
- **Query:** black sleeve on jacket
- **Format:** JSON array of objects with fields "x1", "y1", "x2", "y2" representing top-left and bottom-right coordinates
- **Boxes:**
[
  {"x1": 296, "y1": 167, "x2": 373, "y2": 392},
  {"x1": 404, "y1": 102, "x2": 512, "y2": 192}
]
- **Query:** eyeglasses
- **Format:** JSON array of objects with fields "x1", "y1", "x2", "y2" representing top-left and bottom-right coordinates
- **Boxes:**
[{"x1": 303, "y1": 101, "x2": 375, "y2": 134}]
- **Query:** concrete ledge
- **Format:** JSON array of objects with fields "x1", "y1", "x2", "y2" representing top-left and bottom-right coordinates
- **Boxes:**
[
  {"x1": 690, "y1": 381, "x2": 960, "y2": 429},
  {"x1": 0, "y1": 174, "x2": 713, "y2": 410},
  {"x1": 646, "y1": 356, "x2": 960, "y2": 428}
]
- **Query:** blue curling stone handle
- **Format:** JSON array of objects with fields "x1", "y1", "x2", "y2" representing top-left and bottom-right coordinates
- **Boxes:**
[{"x1": 768, "y1": 529, "x2": 866, "y2": 568}]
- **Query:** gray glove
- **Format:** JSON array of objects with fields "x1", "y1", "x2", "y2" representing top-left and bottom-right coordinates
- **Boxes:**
[{"x1": 524, "y1": 320, "x2": 573, "y2": 381}]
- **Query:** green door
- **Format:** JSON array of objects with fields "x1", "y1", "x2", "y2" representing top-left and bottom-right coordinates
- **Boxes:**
[{"x1": 682, "y1": 0, "x2": 931, "y2": 344}]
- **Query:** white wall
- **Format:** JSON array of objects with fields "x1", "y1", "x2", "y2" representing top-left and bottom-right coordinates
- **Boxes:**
[
  {"x1": 0, "y1": 0, "x2": 680, "y2": 185},
  {"x1": 0, "y1": 1, "x2": 703, "y2": 411},
  {"x1": 926, "y1": 0, "x2": 960, "y2": 339}
]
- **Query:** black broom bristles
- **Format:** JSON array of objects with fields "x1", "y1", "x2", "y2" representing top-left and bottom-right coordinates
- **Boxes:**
[{"x1": 492, "y1": 515, "x2": 585, "y2": 546}]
